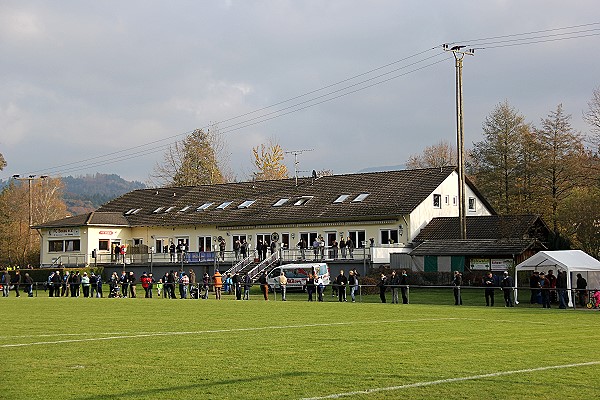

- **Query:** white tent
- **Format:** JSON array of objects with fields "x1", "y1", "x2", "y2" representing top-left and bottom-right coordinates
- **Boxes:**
[{"x1": 515, "y1": 250, "x2": 600, "y2": 307}]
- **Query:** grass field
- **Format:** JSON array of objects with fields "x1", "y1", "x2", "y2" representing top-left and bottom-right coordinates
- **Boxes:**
[{"x1": 1, "y1": 291, "x2": 598, "y2": 400}]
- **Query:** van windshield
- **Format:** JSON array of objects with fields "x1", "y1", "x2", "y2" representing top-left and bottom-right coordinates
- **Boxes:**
[{"x1": 284, "y1": 268, "x2": 310, "y2": 278}]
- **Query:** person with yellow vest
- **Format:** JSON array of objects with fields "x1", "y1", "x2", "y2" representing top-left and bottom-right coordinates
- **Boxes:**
[{"x1": 213, "y1": 270, "x2": 222, "y2": 300}]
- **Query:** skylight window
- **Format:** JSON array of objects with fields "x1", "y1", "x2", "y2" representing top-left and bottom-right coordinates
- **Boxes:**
[
  {"x1": 294, "y1": 196, "x2": 313, "y2": 206},
  {"x1": 164, "y1": 206, "x2": 176, "y2": 213},
  {"x1": 352, "y1": 193, "x2": 370, "y2": 202},
  {"x1": 196, "y1": 202, "x2": 213, "y2": 211},
  {"x1": 125, "y1": 208, "x2": 136, "y2": 215},
  {"x1": 179, "y1": 206, "x2": 191, "y2": 212},
  {"x1": 131, "y1": 208, "x2": 142, "y2": 214},
  {"x1": 273, "y1": 198, "x2": 289, "y2": 207},
  {"x1": 153, "y1": 207, "x2": 164, "y2": 213},
  {"x1": 238, "y1": 200, "x2": 256, "y2": 209},
  {"x1": 217, "y1": 201, "x2": 233, "y2": 210},
  {"x1": 333, "y1": 194, "x2": 350, "y2": 203}
]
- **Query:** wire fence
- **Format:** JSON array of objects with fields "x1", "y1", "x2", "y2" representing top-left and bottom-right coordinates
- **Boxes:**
[{"x1": 1, "y1": 282, "x2": 597, "y2": 309}]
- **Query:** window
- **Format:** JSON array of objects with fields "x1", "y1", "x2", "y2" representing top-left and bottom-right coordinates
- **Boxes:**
[
  {"x1": 238, "y1": 200, "x2": 256, "y2": 209},
  {"x1": 445, "y1": 195, "x2": 450, "y2": 205},
  {"x1": 273, "y1": 198, "x2": 289, "y2": 207},
  {"x1": 468, "y1": 197, "x2": 476, "y2": 212},
  {"x1": 217, "y1": 201, "x2": 233, "y2": 210},
  {"x1": 333, "y1": 194, "x2": 350, "y2": 203},
  {"x1": 164, "y1": 206, "x2": 176, "y2": 213},
  {"x1": 352, "y1": 193, "x2": 370, "y2": 202},
  {"x1": 133, "y1": 238, "x2": 143, "y2": 246},
  {"x1": 433, "y1": 194, "x2": 441, "y2": 208},
  {"x1": 197, "y1": 202, "x2": 213, "y2": 211},
  {"x1": 179, "y1": 205, "x2": 191, "y2": 212},
  {"x1": 294, "y1": 196, "x2": 313, "y2": 206},
  {"x1": 125, "y1": 208, "x2": 137, "y2": 215},
  {"x1": 153, "y1": 207, "x2": 164, "y2": 213},
  {"x1": 348, "y1": 230, "x2": 366, "y2": 248},
  {"x1": 98, "y1": 239, "x2": 110, "y2": 251},
  {"x1": 49, "y1": 240, "x2": 64, "y2": 252},
  {"x1": 380, "y1": 229, "x2": 399, "y2": 244},
  {"x1": 65, "y1": 239, "x2": 80, "y2": 252},
  {"x1": 453, "y1": 196, "x2": 458, "y2": 206},
  {"x1": 198, "y1": 236, "x2": 212, "y2": 252}
]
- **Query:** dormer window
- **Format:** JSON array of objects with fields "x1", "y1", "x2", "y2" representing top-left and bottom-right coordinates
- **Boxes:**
[
  {"x1": 333, "y1": 194, "x2": 350, "y2": 203},
  {"x1": 196, "y1": 202, "x2": 213, "y2": 211},
  {"x1": 217, "y1": 201, "x2": 233, "y2": 210},
  {"x1": 352, "y1": 193, "x2": 370, "y2": 202},
  {"x1": 238, "y1": 200, "x2": 256, "y2": 209},
  {"x1": 294, "y1": 196, "x2": 313, "y2": 206},
  {"x1": 273, "y1": 198, "x2": 289, "y2": 207}
]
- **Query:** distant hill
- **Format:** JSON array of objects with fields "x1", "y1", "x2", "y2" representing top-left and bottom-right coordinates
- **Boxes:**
[{"x1": 62, "y1": 173, "x2": 146, "y2": 215}]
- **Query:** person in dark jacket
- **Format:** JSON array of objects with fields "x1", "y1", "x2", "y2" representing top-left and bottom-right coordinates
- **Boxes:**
[
  {"x1": 11, "y1": 271, "x2": 21, "y2": 297},
  {"x1": 335, "y1": 270, "x2": 348, "y2": 302},
  {"x1": 539, "y1": 272, "x2": 551, "y2": 308},
  {"x1": 453, "y1": 271, "x2": 463, "y2": 305},
  {"x1": 400, "y1": 270, "x2": 409, "y2": 304},
  {"x1": 483, "y1": 272, "x2": 495, "y2": 307},
  {"x1": 243, "y1": 272, "x2": 252, "y2": 300},
  {"x1": 576, "y1": 273, "x2": 587, "y2": 307},
  {"x1": 258, "y1": 271, "x2": 268, "y2": 301},
  {"x1": 24, "y1": 273, "x2": 34, "y2": 297},
  {"x1": 378, "y1": 273, "x2": 387, "y2": 303},
  {"x1": 500, "y1": 271, "x2": 514, "y2": 307},
  {"x1": 556, "y1": 270, "x2": 568, "y2": 309},
  {"x1": 529, "y1": 271, "x2": 540, "y2": 304},
  {"x1": 389, "y1": 271, "x2": 400, "y2": 304}
]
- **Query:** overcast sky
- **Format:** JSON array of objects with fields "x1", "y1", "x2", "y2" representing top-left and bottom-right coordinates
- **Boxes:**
[{"x1": 1, "y1": 1, "x2": 599, "y2": 183}]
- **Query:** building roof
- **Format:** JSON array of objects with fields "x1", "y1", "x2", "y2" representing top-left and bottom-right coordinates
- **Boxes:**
[
  {"x1": 33, "y1": 212, "x2": 130, "y2": 228},
  {"x1": 410, "y1": 238, "x2": 539, "y2": 256},
  {"x1": 37, "y1": 166, "x2": 488, "y2": 229},
  {"x1": 412, "y1": 214, "x2": 549, "y2": 242}
]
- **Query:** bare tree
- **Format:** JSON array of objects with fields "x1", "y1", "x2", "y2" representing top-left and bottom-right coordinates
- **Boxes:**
[
  {"x1": 150, "y1": 126, "x2": 230, "y2": 187},
  {"x1": 406, "y1": 140, "x2": 456, "y2": 169},
  {"x1": 251, "y1": 138, "x2": 288, "y2": 181},
  {"x1": 583, "y1": 86, "x2": 600, "y2": 146}
]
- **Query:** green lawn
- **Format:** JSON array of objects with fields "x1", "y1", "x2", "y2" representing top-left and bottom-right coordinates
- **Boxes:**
[{"x1": 1, "y1": 293, "x2": 598, "y2": 399}]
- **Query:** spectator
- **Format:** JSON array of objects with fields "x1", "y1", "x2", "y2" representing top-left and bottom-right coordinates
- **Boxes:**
[
  {"x1": 81, "y1": 272, "x2": 90, "y2": 298},
  {"x1": 213, "y1": 270, "x2": 222, "y2": 300},
  {"x1": 258, "y1": 271, "x2": 268, "y2": 301},
  {"x1": 453, "y1": 271, "x2": 463, "y2": 306},
  {"x1": 576, "y1": 273, "x2": 587, "y2": 307},
  {"x1": 500, "y1": 271, "x2": 514, "y2": 307},
  {"x1": 24, "y1": 272, "x2": 34, "y2": 297},
  {"x1": 378, "y1": 273, "x2": 387, "y2": 303},
  {"x1": 400, "y1": 269, "x2": 409, "y2": 304},
  {"x1": 556, "y1": 270, "x2": 568, "y2": 309},
  {"x1": 483, "y1": 272, "x2": 495, "y2": 307},
  {"x1": 389, "y1": 270, "x2": 400, "y2": 304},
  {"x1": 336, "y1": 270, "x2": 348, "y2": 302}
]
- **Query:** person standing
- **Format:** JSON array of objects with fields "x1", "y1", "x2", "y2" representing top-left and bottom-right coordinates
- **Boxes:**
[
  {"x1": 539, "y1": 272, "x2": 551, "y2": 308},
  {"x1": 61, "y1": 271, "x2": 70, "y2": 297},
  {"x1": 556, "y1": 270, "x2": 568, "y2": 309},
  {"x1": 243, "y1": 272, "x2": 251, "y2": 300},
  {"x1": 202, "y1": 273, "x2": 210, "y2": 300},
  {"x1": 24, "y1": 273, "x2": 34, "y2": 297},
  {"x1": 241, "y1": 239, "x2": 247, "y2": 260},
  {"x1": 81, "y1": 272, "x2": 90, "y2": 298},
  {"x1": 389, "y1": 271, "x2": 399, "y2": 304},
  {"x1": 307, "y1": 273, "x2": 315, "y2": 302},
  {"x1": 339, "y1": 237, "x2": 347, "y2": 259},
  {"x1": 119, "y1": 271, "x2": 128, "y2": 298},
  {"x1": 233, "y1": 272, "x2": 242, "y2": 300},
  {"x1": 258, "y1": 270, "x2": 268, "y2": 301},
  {"x1": 279, "y1": 271, "x2": 287, "y2": 301},
  {"x1": 180, "y1": 273, "x2": 189, "y2": 299},
  {"x1": 453, "y1": 271, "x2": 463, "y2": 305},
  {"x1": 400, "y1": 269, "x2": 409, "y2": 304},
  {"x1": 298, "y1": 239, "x2": 306, "y2": 261},
  {"x1": 189, "y1": 269, "x2": 196, "y2": 295},
  {"x1": 348, "y1": 270, "x2": 357, "y2": 302},
  {"x1": 128, "y1": 271, "x2": 137, "y2": 298},
  {"x1": 336, "y1": 270, "x2": 348, "y2": 302},
  {"x1": 219, "y1": 239, "x2": 226, "y2": 262},
  {"x1": 547, "y1": 269, "x2": 557, "y2": 304},
  {"x1": 500, "y1": 271, "x2": 514, "y2": 307},
  {"x1": 213, "y1": 270, "x2": 222, "y2": 300},
  {"x1": 331, "y1": 239, "x2": 338, "y2": 259},
  {"x1": 167, "y1": 270, "x2": 176, "y2": 299},
  {"x1": 316, "y1": 275, "x2": 324, "y2": 302},
  {"x1": 576, "y1": 273, "x2": 587, "y2": 308},
  {"x1": 378, "y1": 273, "x2": 387, "y2": 303},
  {"x1": 261, "y1": 241, "x2": 268, "y2": 261},
  {"x1": 529, "y1": 271, "x2": 540, "y2": 304},
  {"x1": 52, "y1": 270, "x2": 62, "y2": 298},
  {"x1": 312, "y1": 238, "x2": 320, "y2": 261},
  {"x1": 169, "y1": 242, "x2": 176, "y2": 263},
  {"x1": 141, "y1": 272, "x2": 150, "y2": 298},
  {"x1": 1, "y1": 270, "x2": 11, "y2": 297},
  {"x1": 346, "y1": 236, "x2": 354, "y2": 259},
  {"x1": 484, "y1": 272, "x2": 495, "y2": 307},
  {"x1": 96, "y1": 274, "x2": 103, "y2": 298},
  {"x1": 90, "y1": 273, "x2": 98, "y2": 298},
  {"x1": 233, "y1": 239, "x2": 241, "y2": 261},
  {"x1": 11, "y1": 271, "x2": 21, "y2": 297}
]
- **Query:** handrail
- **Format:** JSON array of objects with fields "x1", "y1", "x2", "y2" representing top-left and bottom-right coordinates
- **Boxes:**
[
  {"x1": 224, "y1": 255, "x2": 254, "y2": 276},
  {"x1": 247, "y1": 252, "x2": 280, "y2": 281}
]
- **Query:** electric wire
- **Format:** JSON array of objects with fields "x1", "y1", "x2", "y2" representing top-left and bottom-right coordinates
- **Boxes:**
[{"x1": 8, "y1": 22, "x2": 600, "y2": 179}]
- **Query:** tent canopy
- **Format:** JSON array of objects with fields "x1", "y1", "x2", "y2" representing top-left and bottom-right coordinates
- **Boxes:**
[{"x1": 515, "y1": 250, "x2": 600, "y2": 273}]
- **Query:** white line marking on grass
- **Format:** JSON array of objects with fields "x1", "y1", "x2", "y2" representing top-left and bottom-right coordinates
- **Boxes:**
[
  {"x1": 300, "y1": 361, "x2": 600, "y2": 400},
  {"x1": 0, "y1": 317, "x2": 460, "y2": 348}
]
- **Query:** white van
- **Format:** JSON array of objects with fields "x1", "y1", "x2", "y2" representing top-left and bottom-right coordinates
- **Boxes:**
[{"x1": 267, "y1": 263, "x2": 330, "y2": 291}]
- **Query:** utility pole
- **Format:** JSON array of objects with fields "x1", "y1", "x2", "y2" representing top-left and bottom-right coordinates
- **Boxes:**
[
  {"x1": 443, "y1": 44, "x2": 475, "y2": 240},
  {"x1": 285, "y1": 149, "x2": 313, "y2": 186}
]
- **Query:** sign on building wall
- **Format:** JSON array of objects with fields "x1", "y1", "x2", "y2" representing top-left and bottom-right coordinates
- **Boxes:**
[
  {"x1": 491, "y1": 258, "x2": 513, "y2": 271},
  {"x1": 470, "y1": 258, "x2": 490, "y2": 270},
  {"x1": 48, "y1": 228, "x2": 80, "y2": 237}
]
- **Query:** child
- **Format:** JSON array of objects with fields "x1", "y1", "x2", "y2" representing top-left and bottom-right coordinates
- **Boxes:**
[
  {"x1": 593, "y1": 290, "x2": 600, "y2": 308},
  {"x1": 156, "y1": 279, "x2": 163, "y2": 297}
]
